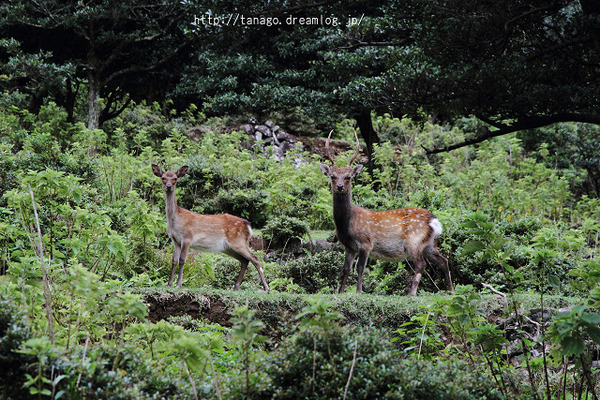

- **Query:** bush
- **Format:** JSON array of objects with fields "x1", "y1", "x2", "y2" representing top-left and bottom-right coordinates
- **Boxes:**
[
  {"x1": 263, "y1": 215, "x2": 310, "y2": 249},
  {"x1": 259, "y1": 326, "x2": 513, "y2": 400},
  {"x1": 209, "y1": 188, "x2": 270, "y2": 228},
  {"x1": 56, "y1": 344, "x2": 181, "y2": 400},
  {"x1": 278, "y1": 249, "x2": 345, "y2": 293},
  {"x1": 0, "y1": 299, "x2": 34, "y2": 400}
]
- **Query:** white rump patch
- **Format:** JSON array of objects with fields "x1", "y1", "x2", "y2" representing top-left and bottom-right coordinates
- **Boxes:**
[{"x1": 429, "y1": 218, "x2": 443, "y2": 238}]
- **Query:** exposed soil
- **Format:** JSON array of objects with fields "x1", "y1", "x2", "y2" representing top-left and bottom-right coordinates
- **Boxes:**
[{"x1": 144, "y1": 291, "x2": 233, "y2": 327}]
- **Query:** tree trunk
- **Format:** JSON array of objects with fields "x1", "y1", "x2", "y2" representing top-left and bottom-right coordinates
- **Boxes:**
[
  {"x1": 64, "y1": 77, "x2": 78, "y2": 124},
  {"x1": 87, "y1": 73, "x2": 101, "y2": 130},
  {"x1": 87, "y1": 46, "x2": 102, "y2": 131},
  {"x1": 355, "y1": 110, "x2": 379, "y2": 162}
]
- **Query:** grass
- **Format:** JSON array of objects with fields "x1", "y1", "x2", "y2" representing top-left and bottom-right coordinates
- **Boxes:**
[{"x1": 138, "y1": 286, "x2": 584, "y2": 336}]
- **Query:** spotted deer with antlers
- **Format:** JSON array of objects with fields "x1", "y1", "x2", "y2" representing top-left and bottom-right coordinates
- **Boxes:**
[
  {"x1": 152, "y1": 164, "x2": 269, "y2": 291},
  {"x1": 319, "y1": 131, "x2": 454, "y2": 295}
]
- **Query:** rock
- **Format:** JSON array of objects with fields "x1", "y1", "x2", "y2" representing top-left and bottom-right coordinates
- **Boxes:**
[
  {"x1": 280, "y1": 140, "x2": 293, "y2": 155},
  {"x1": 255, "y1": 125, "x2": 271, "y2": 136},
  {"x1": 303, "y1": 240, "x2": 332, "y2": 252},
  {"x1": 234, "y1": 118, "x2": 296, "y2": 161},
  {"x1": 277, "y1": 131, "x2": 289, "y2": 141},
  {"x1": 528, "y1": 308, "x2": 555, "y2": 323},
  {"x1": 274, "y1": 145, "x2": 285, "y2": 161},
  {"x1": 241, "y1": 124, "x2": 254, "y2": 134}
]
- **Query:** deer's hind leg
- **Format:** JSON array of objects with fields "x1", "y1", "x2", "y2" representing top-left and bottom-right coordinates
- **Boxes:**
[
  {"x1": 227, "y1": 247, "x2": 269, "y2": 292},
  {"x1": 407, "y1": 250, "x2": 426, "y2": 296},
  {"x1": 425, "y1": 245, "x2": 454, "y2": 294},
  {"x1": 233, "y1": 258, "x2": 249, "y2": 290}
]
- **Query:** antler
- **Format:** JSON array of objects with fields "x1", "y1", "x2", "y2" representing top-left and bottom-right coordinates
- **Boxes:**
[
  {"x1": 347, "y1": 129, "x2": 360, "y2": 166},
  {"x1": 324, "y1": 129, "x2": 336, "y2": 165}
]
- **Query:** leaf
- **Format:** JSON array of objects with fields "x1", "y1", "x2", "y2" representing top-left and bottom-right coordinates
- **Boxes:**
[
  {"x1": 461, "y1": 240, "x2": 485, "y2": 256},
  {"x1": 561, "y1": 336, "x2": 585, "y2": 357},
  {"x1": 585, "y1": 325, "x2": 600, "y2": 345},
  {"x1": 548, "y1": 274, "x2": 561, "y2": 288},
  {"x1": 582, "y1": 312, "x2": 600, "y2": 325}
]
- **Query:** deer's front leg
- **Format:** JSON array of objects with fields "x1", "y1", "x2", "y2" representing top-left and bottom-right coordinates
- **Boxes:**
[
  {"x1": 169, "y1": 241, "x2": 182, "y2": 286},
  {"x1": 176, "y1": 242, "x2": 190, "y2": 288},
  {"x1": 355, "y1": 250, "x2": 369, "y2": 294},
  {"x1": 339, "y1": 249, "x2": 356, "y2": 293}
]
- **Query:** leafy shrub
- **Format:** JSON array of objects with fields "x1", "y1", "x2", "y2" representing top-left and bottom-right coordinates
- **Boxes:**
[
  {"x1": 259, "y1": 325, "x2": 511, "y2": 400},
  {"x1": 263, "y1": 215, "x2": 310, "y2": 249},
  {"x1": 205, "y1": 188, "x2": 270, "y2": 228},
  {"x1": 53, "y1": 343, "x2": 182, "y2": 400},
  {"x1": 367, "y1": 260, "x2": 410, "y2": 295},
  {"x1": 0, "y1": 299, "x2": 34, "y2": 400},
  {"x1": 278, "y1": 249, "x2": 345, "y2": 293}
]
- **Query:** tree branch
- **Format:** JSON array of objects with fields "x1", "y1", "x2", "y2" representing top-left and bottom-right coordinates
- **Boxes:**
[
  {"x1": 425, "y1": 113, "x2": 600, "y2": 154},
  {"x1": 338, "y1": 37, "x2": 413, "y2": 50}
]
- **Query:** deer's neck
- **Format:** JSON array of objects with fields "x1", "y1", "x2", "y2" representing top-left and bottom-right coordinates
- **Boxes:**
[
  {"x1": 332, "y1": 190, "x2": 355, "y2": 243},
  {"x1": 164, "y1": 190, "x2": 179, "y2": 226}
]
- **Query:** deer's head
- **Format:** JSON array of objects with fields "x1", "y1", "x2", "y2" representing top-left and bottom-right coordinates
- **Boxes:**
[
  {"x1": 319, "y1": 130, "x2": 362, "y2": 194},
  {"x1": 152, "y1": 165, "x2": 188, "y2": 193}
]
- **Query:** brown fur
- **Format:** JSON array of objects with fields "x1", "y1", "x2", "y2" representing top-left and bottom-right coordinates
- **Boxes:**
[
  {"x1": 320, "y1": 132, "x2": 453, "y2": 295},
  {"x1": 152, "y1": 164, "x2": 269, "y2": 291}
]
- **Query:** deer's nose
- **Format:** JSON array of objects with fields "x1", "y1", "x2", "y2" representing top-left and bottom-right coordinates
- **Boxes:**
[{"x1": 336, "y1": 184, "x2": 344, "y2": 191}]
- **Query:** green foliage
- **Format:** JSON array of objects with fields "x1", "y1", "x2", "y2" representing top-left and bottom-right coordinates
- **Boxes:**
[
  {"x1": 0, "y1": 298, "x2": 34, "y2": 400},
  {"x1": 277, "y1": 249, "x2": 345, "y2": 294},
  {"x1": 0, "y1": 88, "x2": 600, "y2": 398},
  {"x1": 260, "y1": 324, "x2": 509, "y2": 400},
  {"x1": 393, "y1": 311, "x2": 445, "y2": 360},
  {"x1": 17, "y1": 336, "x2": 65, "y2": 399},
  {"x1": 297, "y1": 295, "x2": 342, "y2": 333},
  {"x1": 262, "y1": 215, "x2": 310, "y2": 249},
  {"x1": 231, "y1": 306, "x2": 266, "y2": 398},
  {"x1": 548, "y1": 305, "x2": 600, "y2": 358}
]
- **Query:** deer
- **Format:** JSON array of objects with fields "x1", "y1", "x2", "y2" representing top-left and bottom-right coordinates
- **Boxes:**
[
  {"x1": 319, "y1": 131, "x2": 454, "y2": 296},
  {"x1": 152, "y1": 164, "x2": 269, "y2": 291}
]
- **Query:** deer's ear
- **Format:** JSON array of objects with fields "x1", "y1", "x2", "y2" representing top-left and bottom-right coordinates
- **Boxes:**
[
  {"x1": 319, "y1": 163, "x2": 331, "y2": 176},
  {"x1": 351, "y1": 164, "x2": 363, "y2": 177},
  {"x1": 152, "y1": 164, "x2": 163, "y2": 177},
  {"x1": 177, "y1": 166, "x2": 189, "y2": 177}
]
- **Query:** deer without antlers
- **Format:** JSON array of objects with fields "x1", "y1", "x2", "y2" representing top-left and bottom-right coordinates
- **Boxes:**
[
  {"x1": 152, "y1": 164, "x2": 269, "y2": 291},
  {"x1": 319, "y1": 131, "x2": 454, "y2": 295}
]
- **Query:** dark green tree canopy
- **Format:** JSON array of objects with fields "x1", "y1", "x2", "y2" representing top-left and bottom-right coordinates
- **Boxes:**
[
  {"x1": 175, "y1": 0, "x2": 600, "y2": 153},
  {"x1": 0, "y1": 0, "x2": 198, "y2": 129},
  {"x1": 1, "y1": 0, "x2": 599, "y2": 153},
  {"x1": 371, "y1": 0, "x2": 600, "y2": 152}
]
